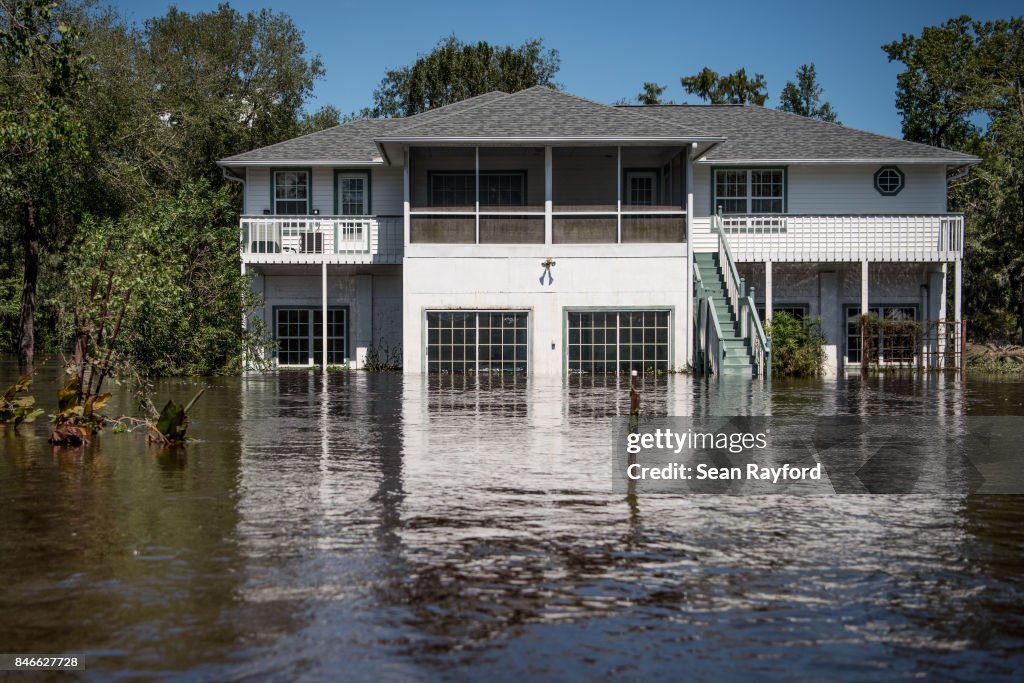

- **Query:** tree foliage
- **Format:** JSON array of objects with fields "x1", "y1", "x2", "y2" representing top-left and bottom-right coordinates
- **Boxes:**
[
  {"x1": 0, "y1": 1, "x2": 325, "y2": 379},
  {"x1": 778, "y1": 63, "x2": 839, "y2": 122},
  {"x1": 368, "y1": 35, "x2": 561, "y2": 117},
  {"x1": 637, "y1": 81, "x2": 668, "y2": 105},
  {"x1": 62, "y1": 182, "x2": 265, "y2": 377},
  {"x1": 885, "y1": 17, "x2": 1024, "y2": 341},
  {"x1": 680, "y1": 66, "x2": 768, "y2": 105},
  {"x1": 767, "y1": 312, "x2": 826, "y2": 377}
]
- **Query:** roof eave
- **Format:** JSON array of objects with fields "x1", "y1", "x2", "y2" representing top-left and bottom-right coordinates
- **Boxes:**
[
  {"x1": 375, "y1": 135, "x2": 725, "y2": 145},
  {"x1": 695, "y1": 157, "x2": 981, "y2": 165},
  {"x1": 215, "y1": 159, "x2": 385, "y2": 167}
]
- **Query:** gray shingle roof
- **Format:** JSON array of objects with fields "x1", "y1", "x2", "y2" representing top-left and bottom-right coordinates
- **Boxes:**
[
  {"x1": 377, "y1": 86, "x2": 720, "y2": 141},
  {"x1": 627, "y1": 104, "x2": 979, "y2": 164},
  {"x1": 218, "y1": 91, "x2": 511, "y2": 164},
  {"x1": 219, "y1": 90, "x2": 980, "y2": 166}
]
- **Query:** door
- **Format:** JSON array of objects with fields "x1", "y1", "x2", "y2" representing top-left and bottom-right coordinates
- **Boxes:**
[{"x1": 337, "y1": 173, "x2": 369, "y2": 216}]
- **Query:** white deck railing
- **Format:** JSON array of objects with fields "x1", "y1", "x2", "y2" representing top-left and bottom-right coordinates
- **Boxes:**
[
  {"x1": 240, "y1": 215, "x2": 404, "y2": 263},
  {"x1": 692, "y1": 214, "x2": 964, "y2": 262}
]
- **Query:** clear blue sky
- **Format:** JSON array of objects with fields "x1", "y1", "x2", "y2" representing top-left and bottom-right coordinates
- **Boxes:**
[{"x1": 111, "y1": 0, "x2": 1018, "y2": 138}]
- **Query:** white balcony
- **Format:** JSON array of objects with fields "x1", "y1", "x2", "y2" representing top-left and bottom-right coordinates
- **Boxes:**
[
  {"x1": 240, "y1": 215, "x2": 404, "y2": 264},
  {"x1": 692, "y1": 214, "x2": 964, "y2": 263}
]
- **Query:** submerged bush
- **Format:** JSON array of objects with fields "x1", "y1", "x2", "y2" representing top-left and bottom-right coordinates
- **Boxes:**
[
  {"x1": 767, "y1": 312, "x2": 825, "y2": 377},
  {"x1": 60, "y1": 181, "x2": 266, "y2": 377}
]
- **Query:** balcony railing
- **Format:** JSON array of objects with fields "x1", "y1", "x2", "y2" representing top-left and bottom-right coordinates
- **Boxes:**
[
  {"x1": 240, "y1": 215, "x2": 403, "y2": 263},
  {"x1": 692, "y1": 214, "x2": 964, "y2": 262}
]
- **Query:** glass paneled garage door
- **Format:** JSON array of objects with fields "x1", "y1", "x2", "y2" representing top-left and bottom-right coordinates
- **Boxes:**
[
  {"x1": 567, "y1": 310, "x2": 670, "y2": 375},
  {"x1": 426, "y1": 311, "x2": 529, "y2": 374}
]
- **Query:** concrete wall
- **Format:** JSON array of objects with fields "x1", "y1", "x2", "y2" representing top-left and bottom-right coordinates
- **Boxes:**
[
  {"x1": 402, "y1": 246, "x2": 690, "y2": 374},
  {"x1": 248, "y1": 267, "x2": 402, "y2": 368}
]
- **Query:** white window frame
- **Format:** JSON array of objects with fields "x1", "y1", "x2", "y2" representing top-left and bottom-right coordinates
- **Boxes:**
[
  {"x1": 273, "y1": 169, "x2": 311, "y2": 215},
  {"x1": 714, "y1": 168, "x2": 785, "y2": 215},
  {"x1": 625, "y1": 170, "x2": 658, "y2": 206},
  {"x1": 337, "y1": 172, "x2": 369, "y2": 216}
]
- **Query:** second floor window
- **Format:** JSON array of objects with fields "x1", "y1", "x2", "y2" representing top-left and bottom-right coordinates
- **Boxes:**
[
  {"x1": 274, "y1": 170, "x2": 310, "y2": 215},
  {"x1": 430, "y1": 172, "x2": 525, "y2": 208},
  {"x1": 714, "y1": 168, "x2": 784, "y2": 214}
]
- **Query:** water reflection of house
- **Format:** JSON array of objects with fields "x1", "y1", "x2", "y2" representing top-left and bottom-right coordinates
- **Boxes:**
[{"x1": 218, "y1": 88, "x2": 977, "y2": 377}]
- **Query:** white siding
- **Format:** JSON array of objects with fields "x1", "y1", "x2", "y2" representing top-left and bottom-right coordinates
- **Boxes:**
[
  {"x1": 372, "y1": 166, "x2": 403, "y2": 216},
  {"x1": 312, "y1": 167, "x2": 333, "y2": 215},
  {"x1": 693, "y1": 163, "x2": 948, "y2": 216},
  {"x1": 244, "y1": 167, "x2": 270, "y2": 215}
]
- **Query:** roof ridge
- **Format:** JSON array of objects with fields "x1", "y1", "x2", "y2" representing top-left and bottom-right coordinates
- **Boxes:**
[
  {"x1": 532, "y1": 86, "x2": 719, "y2": 136},
  {"x1": 387, "y1": 90, "x2": 514, "y2": 135}
]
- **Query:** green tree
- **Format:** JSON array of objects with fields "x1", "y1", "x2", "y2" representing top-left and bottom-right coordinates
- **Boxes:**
[
  {"x1": 680, "y1": 66, "x2": 768, "y2": 105},
  {"x1": 0, "y1": 0, "x2": 89, "y2": 372},
  {"x1": 637, "y1": 81, "x2": 667, "y2": 105},
  {"x1": 369, "y1": 35, "x2": 561, "y2": 117},
  {"x1": 143, "y1": 3, "x2": 326, "y2": 183},
  {"x1": 778, "y1": 63, "x2": 840, "y2": 123},
  {"x1": 886, "y1": 17, "x2": 1024, "y2": 341}
]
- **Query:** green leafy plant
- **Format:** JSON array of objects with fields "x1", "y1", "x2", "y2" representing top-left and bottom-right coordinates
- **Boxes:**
[
  {"x1": 0, "y1": 374, "x2": 44, "y2": 428},
  {"x1": 767, "y1": 312, "x2": 826, "y2": 377},
  {"x1": 148, "y1": 389, "x2": 205, "y2": 446},
  {"x1": 363, "y1": 339, "x2": 402, "y2": 372},
  {"x1": 48, "y1": 376, "x2": 111, "y2": 446}
]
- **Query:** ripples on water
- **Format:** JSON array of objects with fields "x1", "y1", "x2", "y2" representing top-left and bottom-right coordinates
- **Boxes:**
[{"x1": 1, "y1": 363, "x2": 1023, "y2": 681}]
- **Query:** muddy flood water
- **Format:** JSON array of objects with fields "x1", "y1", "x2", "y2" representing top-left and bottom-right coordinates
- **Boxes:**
[{"x1": 2, "y1": 359, "x2": 1024, "y2": 681}]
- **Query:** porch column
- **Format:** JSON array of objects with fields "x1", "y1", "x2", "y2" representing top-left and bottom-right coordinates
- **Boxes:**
[
  {"x1": 402, "y1": 146, "x2": 410, "y2": 244},
  {"x1": 954, "y1": 257, "x2": 963, "y2": 364},
  {"x1": 544, "y1": 146, "x2": 552, "y2": 244},
  {"x1": 321, "y1": 260, "x2": 328, "y2": 369},
  {"x1": 938, "y1": 263, "x2": 948, "y2": 368},
  {"x1": 764, "y1": 259, "x2": 773, "y2": 323},
  {"x1": 685, "y1": 143, "x2": 695, "y2": 368},
  {"x1": 616, "y1": 146, "x2": 622, "y2": 243},
  {"x1": 860, "y1": 260, "x2": 869, "y2": 316},
  {"x1": 474, "y1": 146, "x2": 480, "y2": 244}
]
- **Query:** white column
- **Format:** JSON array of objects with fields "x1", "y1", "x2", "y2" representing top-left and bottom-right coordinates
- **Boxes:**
[
  {"x1": 938, "y1": 262, "x2": 948, "y2": 368},
  {"x1": 860, "y1": 260, "x2": 869, "y2": 316},
  {"x1": 764, "y1": 259, "x2": 773, "y2": 322},
  {"x1": 685, "y1": 144, "x2": 695, "y2": 369},
  {"x1": 321, "y1": 260, "x2": 328, "y2": 369},
  {"x1": 954, "y1": 257, "x2": 963, "y2": 363},
  {"x1": 616, "y1": 146, "x2": 622, "y2": 243},
  {"x1": 474, "y1": 146, "x2": 480, "y2": 244},
  {"x1": 544, "y1": 146, "x2": 552, "y2": 244},
  {"x1": 402, "y1": 146, "x2": 410, "y2": 245}
]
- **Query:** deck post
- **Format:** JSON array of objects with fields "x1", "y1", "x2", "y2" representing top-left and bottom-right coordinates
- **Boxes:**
[
  {"x1": 321, "y1": 259, "x2": 328, "y2": 370},
  {"x1": 685, "y1": 143, "x2": 695, "y2": 369},
  {"x1": 860, "y1": 260, "x2": 869, "y2": 317},
  {"x1": 474, "y1": 146, "x2": 480, "y2": 244},
  {"x1": 616, "y1": 146, "x2": 622, "y2": 244},
  {"x1": 402, "y1": 146, "x2": 410, "y2": 245},
  {"x1": 938, "y1": 263, "x2": 948, "y2": 368},
  {"x1": 764, "y1": 259, "x2": 773, "y2": 323},
  {"x1": 544, "y1": 146, "x2": 552, "y2": 244},
  {"x1": 954, "y1": 257, "x2": 963, "y2": 368}
]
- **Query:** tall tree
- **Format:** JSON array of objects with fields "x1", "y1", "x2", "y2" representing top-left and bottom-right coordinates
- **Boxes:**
[
  {"x1": 680, "y1": 66, "x2": 768, "y2": 105},
  {"x1": 0, "y1": 0, "x2": 89, "y2": 372},
  {"x1": 368, "y1": 35, "x2": 561, "y2": 117},
  {"x1": 778, "y1": 63, "x2": 840, "y2": 123},
  {"x1": 143, "y1": 3, "x2": 326, "y2": 183},
  {"x1": 886, "y1": 17, "x2": 1024, "y2": 341}
]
